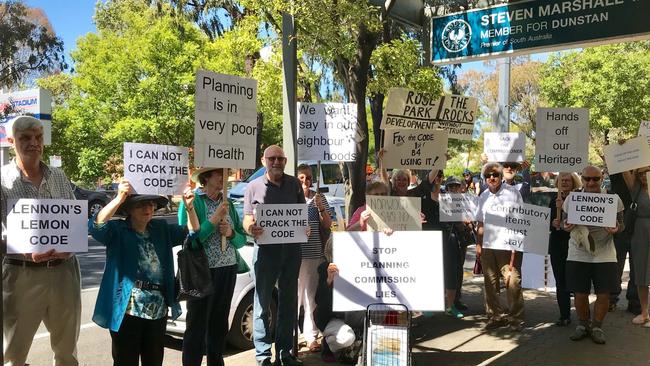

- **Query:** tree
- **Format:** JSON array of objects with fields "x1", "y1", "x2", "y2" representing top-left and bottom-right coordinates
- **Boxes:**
[
  {"x1": 0, "y1": 0, "x2": 66, "y2": 89},
  {"x1": 540, "y1": 41, "x2": 650, "y2": 162}
]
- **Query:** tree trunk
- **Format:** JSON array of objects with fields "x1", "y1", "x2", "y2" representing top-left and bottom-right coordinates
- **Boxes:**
[{"x1": 369, "y1": 92, "x2": 384, "y2": 167}]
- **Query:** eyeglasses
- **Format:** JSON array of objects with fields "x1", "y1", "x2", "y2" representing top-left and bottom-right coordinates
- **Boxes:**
[
  {"x1": 265, "y1": 156, "x2": 287, "y2": 162},
  {"x1": 582, "y1": 176, "x2": 601, "y2": 182},
  {"x1": 484, "y1": 172, "x2": 501, "y2": 179},
  {"x1": 502, "y1": 163, "x2": 519, "y2": 169}
]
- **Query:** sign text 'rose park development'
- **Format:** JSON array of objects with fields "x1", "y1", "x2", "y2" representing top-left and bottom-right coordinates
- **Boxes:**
[
  {"x1": 431, "y1": 0, "x2": 650, "y2": 65},
  {"x1": 194, "y1": 70, "x2": 258, "y2": 168}
]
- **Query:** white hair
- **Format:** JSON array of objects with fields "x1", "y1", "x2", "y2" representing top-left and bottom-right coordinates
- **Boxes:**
[{"x1": 7, "y1": 115, "x2": 43, "y2": 138}]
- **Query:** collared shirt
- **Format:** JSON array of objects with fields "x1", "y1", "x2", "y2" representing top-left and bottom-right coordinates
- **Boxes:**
[
  {"x1": 243, "y1": 173, "x2": 305, "y2": 215},
  {"x1": 476, "y1": 183, "x2": 523, "y2": 223},
  {"x1": 1, "y1": 159, "x2": 75, "y2": 258}
]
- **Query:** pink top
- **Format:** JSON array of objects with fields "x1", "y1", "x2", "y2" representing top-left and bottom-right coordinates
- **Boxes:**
[{"x1": 347, "y1": 205, "x2": 368, "y2": 231}]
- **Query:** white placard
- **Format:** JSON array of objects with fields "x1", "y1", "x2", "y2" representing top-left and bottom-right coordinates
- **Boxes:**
[
  {"x1": 296, "y1": 102, "x2": 358, "y2": 161},
  {"x1": 367, "y1": 325, "x2": 409, "y2": 366},
  {"x1": 482, "y1": 202, "x2": 550, "y2": 255},
  {"x1": 254, "y1": 204, "x2": 308, "y2": 244},
  {"x1": 522, "y1": 253, "x2": 555, "y2": 290},
  {"x1": 565, "y1": 192, "x2": 618, "y2": 228},
  {"x1": 332, "y1": 231, "x2": 444, "y2": 311},
  {"x1": 380, "y1": 88, "x2": 477, "y2": 140},
  {"x1": 6, "y1": 199, "x2": 88, "y2": 254},
  {"x1": 382, "y1": 129, "x2": 448, "y2": 170},
  {"x1": 49, "y1": 155, "x2": 62, "y2": 168},
  {"x1": 484, "y1": 132, "x2": 526, "y2": 162},
  {"x1": 637, "y1": 121, "x2": 650, "y2": 146},
  {"x1": 535, "y1": 108, "x2": 589, "y2": 172},
  {"x1": 123, "y1": 142, "x2": 189, "y2": 195},
  {"x1": 603, "y1": 136, "x2": 650, "y2": 174},
  {"x1": 366, "y1": 195, "x2": 422, "y2": 231},
  {"x1": 439, "y1": 193, "x2": 477, "y2": 222},
  {"x1": 194, "y1": 70, "x2": 258, "y2": 168}
]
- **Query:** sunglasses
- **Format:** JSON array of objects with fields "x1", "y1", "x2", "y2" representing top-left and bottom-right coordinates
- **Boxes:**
[
  {"x1": 265, "y1": 156, "x2": 287, "y2": 162},
  {"x1": 582, "y1": 176, "x2": 601, "y2": 182},
  {"x1": 484, "y1": 172, "x2": 501, "y2": 179},
  {"x1": 502, "y1": 163, "x2": 519, "y2": 169}
]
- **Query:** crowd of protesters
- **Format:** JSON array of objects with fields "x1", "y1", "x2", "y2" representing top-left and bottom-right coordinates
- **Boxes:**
[{"x1": 2, "y1": 116, "x2": 650, "y2": 366}]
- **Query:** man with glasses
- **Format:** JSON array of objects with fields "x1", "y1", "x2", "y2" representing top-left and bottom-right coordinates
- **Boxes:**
[
  {"x1": 476, "y1": 162, "x2": 525, "y2": 331},
  {"x1": 479, "y1": 155, "x2": 531, "y2": 203},
  {"x1": 1, "y1": 116, "x2": 81, "y2": 365},
  {"x1": 243, "y1": 145, "x2": 306, "y2": 366},
  {"x1": 561, "y1": 165, "x2": 624, "y2": 344}
]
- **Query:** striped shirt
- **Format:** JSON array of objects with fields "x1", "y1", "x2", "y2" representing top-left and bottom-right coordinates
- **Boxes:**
[
  {"x1": 1, "y1": 160, "x2": 75, "y2": 259},
  {"x1": 301, "y1": 194, "x2": 331, "y2": 259}
]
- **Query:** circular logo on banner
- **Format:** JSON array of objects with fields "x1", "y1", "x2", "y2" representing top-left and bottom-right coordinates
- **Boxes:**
[{"x1": 441, "y1": 19, "x2": 472, "y2": 53}]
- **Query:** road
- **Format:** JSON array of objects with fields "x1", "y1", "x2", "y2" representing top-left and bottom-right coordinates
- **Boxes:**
[{"x1": 24, "y1": 215, "x2": 191, "y2": 366}]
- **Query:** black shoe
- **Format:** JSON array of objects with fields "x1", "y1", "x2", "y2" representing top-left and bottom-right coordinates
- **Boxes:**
[
  {"x1": 258, "y1": 358, "x2": 273, "y2": 366},
  {"x1": 454, "y1": 300, "x2": 469, "y2": 311},
  {"x1": 275, "y1": 356, "x2": 304, "y2": 366},
  {"x1": 555, "y1": 318, "x2": 571, "y2": 327}
]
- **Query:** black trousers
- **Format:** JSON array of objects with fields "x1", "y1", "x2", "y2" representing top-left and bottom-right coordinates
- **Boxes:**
[
  {"x1": 182, "y1": 264, "x2": 237, "y2": 366},
  {"x1": 611, "y1": 236, "x2": 640, "y2": 307},
  {"x1": 110, "y1": 314, "x2": 167, "y2": 366},
  {"x1": 549, "y1": 241, "x2": 571, "y2": 320}
]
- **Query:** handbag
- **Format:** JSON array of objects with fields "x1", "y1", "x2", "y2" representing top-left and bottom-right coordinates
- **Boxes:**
[
  {"x1": 175, "y1": 236, "x2": 214, "y2": 301},
  {"x1": 473, "y1": 255, "x2": 483, "y2": 275},
  {"x1": 621, "y1": 186, "x2": 642, "y2": 241}
]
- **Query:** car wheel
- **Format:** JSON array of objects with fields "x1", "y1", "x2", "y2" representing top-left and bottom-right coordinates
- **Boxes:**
[
  {"x1": 227, "y1": 291, "x2": 277, "y2": 350},
  {"x1": 88, "y1": 200, "x2": 105, "y2": 218}
]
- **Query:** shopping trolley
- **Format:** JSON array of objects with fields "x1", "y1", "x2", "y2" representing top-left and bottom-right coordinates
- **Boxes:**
[{"x1": 359, "y1": 303, "x2": 412, "y2": 366}]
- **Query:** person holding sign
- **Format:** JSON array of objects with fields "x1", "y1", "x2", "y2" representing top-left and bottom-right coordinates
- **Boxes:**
[
  {"x1": 179, "y1": 167, "x2": 248, "y2": 366},
  {"x1": 296, "y1": 164, "x2": 332, "y2": 353},
  {"x1": 476, "y1": 162, "x2": 525, "y2": 331},
  {"x1": 618, "y1": 166, "x2": 650, "y2": 326},
  {"x1": 89, "y1": 179, "x2": 200, "y2": 365},
  {"x1": 1, "y1": 116, "x2": 82, "y2": 366},
  {"x1": 243, "y1": 145, "x2": 306, "y2": 366},
  {"x1": 549, "y1": 172, "x2": 582, "y2": 326},
  {"x1": 346, "y1": 181, "x2": 390, "y2": 232},
  {"x1": 561, "y1": 166, "x2": 624, "y2": 344}
]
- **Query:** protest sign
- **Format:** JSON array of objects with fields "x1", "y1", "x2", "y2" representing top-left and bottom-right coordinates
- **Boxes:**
[
  {"x1": 254, "y1": 204, "x2": 308, "y2": 245},
  {"x1": 380, "y1": 88, "x2": 477, "y2": 140},
  {"x1": 535, "y1": 108, "x2": 589, "y2": 172},
  {"x1": 366, "y1": 195, "x2": 422, "y2": 231},
  {"x1": 439, "y1": 193, "x2": 478, "y2": 222},
  {"x1": 382, "y1": 129, "x2": 448, "y2": 170},
  {"x1": 332, "y1": 231, "x2": 444, "y2": 311},
  {"x1": 296, "y1": 102, "x2": 358, "y2": 161},
  {"x1": 482, "y1": 202, "x2": 550, "y2": 255},
  {"x1": 484, "y1": 132, "x2": 526, "y2": 162},
  {"x1": 565, "y1": 192, "x2": 618, "y2": 228},
  {"x1": 194, "y1": 70, "x2": 257, "y2": 168},
  {"x1": 637, "y1": 121, "x2": 650, "y2": 146},
  {"x1": 49, "y1": 155, "x2": 62, "y2": 168},
  {"x1": 6, "y1": 199, "x2": 88, "y2": 254},
  {"x1": 123, "y1": 142, "x2": 189, "y2": 195},
  {"x1": 603, "y1": 136, "x2": 650, "y2": 175}
]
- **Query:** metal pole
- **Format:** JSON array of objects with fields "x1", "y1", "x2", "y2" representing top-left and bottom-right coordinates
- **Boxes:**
[
  {"x1": 282, "y1": 10, "x2": 298, "y2": 176},
  {"x1": 495, "y1": 57, "x2": 511, "y2": 133}
]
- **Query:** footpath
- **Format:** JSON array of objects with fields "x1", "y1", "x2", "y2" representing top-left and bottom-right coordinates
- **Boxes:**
[{"x1": 224, "y1": 249, "x2": 650, "y2": 366}]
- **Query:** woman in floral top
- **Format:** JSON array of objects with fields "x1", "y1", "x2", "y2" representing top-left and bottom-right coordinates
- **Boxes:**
[
  {"x1": 89, "y1": 179, "x2": 199, "y2": 366},
  {"x1": 178, "y1": 167, "x2": 247, "y2": 366}
]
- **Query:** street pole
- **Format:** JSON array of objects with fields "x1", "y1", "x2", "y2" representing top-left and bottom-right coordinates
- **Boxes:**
[
  {"x1": 282, "y1": 10, "x2": 297, "y2": 176},
  {"x1": 495, "y1": 57, "x2": 511, "y2": 133}
]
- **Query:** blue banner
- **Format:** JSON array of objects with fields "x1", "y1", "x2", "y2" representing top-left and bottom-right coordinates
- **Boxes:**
[{"x1": 431, "y1": 0, "x2": 650, "y2": 64}]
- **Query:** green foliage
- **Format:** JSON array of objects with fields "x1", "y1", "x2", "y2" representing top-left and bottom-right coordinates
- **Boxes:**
[{"x1": 0, "y1": 0, "x2": 66, "y2": 88}]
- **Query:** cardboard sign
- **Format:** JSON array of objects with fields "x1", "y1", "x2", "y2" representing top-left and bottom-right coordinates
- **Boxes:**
[
  {"x1": 565, "y1": 192, "x2": 618, "y2": 228},
  {"x1": 638, "y1": 121, "x2": 650, "y2": 146},
  {"x1": 439, "y1": 193, "x2": 478, "y2": 222},
  {"x1": 603, "y1": 136, "x2": 650, "y2": 175},
  {"x1": 484, "y1": 132, "x2": 526, "y2": 162},
  {"x1": 254, "y1": 204, "x2": 308, "y2": 244},
  {"x1": 6, "y1": 199, "x2": 88, "y2": 254},
  {"x1": 535, "y1": 108, "x2": 589, "y2": 172},
  {"x1": 49, "y1": 155, "x2": 62, "y2": 168},
  {"x1": 296, "y1": 102, "x2": 358, "y2": 161},
  {"x1": 194, "y1": 70, "x2": 258, "y2": 168},
  {"x1": 332, "y1": 231, "x2": 444, "y2": 311},
  {"x1": 380, "y1": 88, "x2": 477, "y2": 140},
  {"x1": 123, "y1": 142, "x2": 189, "y2": 195},
  {"x1": 482, "y1": 202, "x2": 550, "y2": 255},
  {"x1": 366, "y1": 195, "x2": 422, "y2": 231},
  {"x1": 382, "y1": 129, "x2": 448, "y2": 170}
]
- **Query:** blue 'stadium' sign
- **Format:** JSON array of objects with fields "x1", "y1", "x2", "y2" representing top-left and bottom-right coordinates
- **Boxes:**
[{"x1": 431, "y1": 0, "x2": 650, "y2": 65}]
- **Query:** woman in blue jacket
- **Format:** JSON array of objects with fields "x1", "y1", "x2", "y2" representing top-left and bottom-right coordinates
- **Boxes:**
[
  {"x1": 178, "y1": 167, "x2": 248, "y2": 366},
  {"x1": 89, "y1": 179, "x2": 199, "y2": 366}
]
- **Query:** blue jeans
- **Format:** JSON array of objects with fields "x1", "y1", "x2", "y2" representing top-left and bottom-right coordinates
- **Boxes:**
[{"x1": 252, "y1": 244, "x2": 302, "y2": 361}]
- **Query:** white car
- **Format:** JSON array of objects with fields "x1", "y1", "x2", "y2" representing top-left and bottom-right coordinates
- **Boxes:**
[{"x1": 166, "y1": 197, "x2": 346, "y2": 350}]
